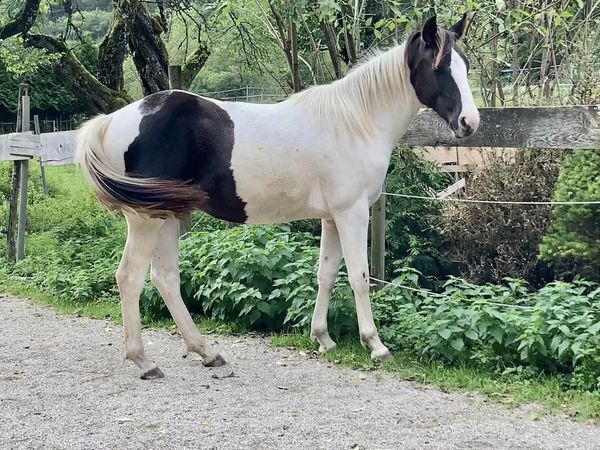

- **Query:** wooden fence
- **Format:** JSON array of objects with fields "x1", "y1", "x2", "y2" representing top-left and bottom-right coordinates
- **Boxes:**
[{"x1": 2, "y1": 80, "x2": 599, "y2": 273}]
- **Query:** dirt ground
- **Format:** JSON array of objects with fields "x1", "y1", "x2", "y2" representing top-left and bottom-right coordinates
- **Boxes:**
[{"x1": 1, "y1": 294, "x2": 599, "y2": 449}]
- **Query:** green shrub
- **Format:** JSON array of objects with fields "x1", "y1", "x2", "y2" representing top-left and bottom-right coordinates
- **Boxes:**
[
  {"x1": 141, "y1": 225, "x2": 357, "y2": 336},
  {"x1": 540, "y1": 150, "x2": 600, "y2": 281},
  {"x1": 383, "y1": 147, "x2": 450, "y2": 277},
  {"x1": 373, "y1": 274, "x2": 600, "y2": 390}
]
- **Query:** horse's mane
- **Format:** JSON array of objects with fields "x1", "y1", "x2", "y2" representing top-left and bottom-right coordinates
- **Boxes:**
[
  {"x1": 291, "y1": 29, "x2": 449, "y2": 140},
  {"x1": 290, "y1": 43, "x2": 412, "y2": 140}
]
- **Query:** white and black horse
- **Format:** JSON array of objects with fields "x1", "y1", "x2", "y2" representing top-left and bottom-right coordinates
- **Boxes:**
[{"x1": 77, "y1": 15, "x2": 479, "y2": 379}]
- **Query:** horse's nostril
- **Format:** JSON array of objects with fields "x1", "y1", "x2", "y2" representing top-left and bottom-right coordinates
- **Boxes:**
[{"x1": 459, "y1": 116, "x2": 473, "y2": 134}]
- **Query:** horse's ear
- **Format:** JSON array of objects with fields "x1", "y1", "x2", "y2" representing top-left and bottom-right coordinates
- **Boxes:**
[
  {"x1": 452, "y1": 13, "x2": 469, "y2": 39},
  {"x1": 421, "y1": 16, "x2": 438, "y2": 48}
]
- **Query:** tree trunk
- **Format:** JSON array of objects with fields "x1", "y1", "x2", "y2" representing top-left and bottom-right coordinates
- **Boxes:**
[
  {"x1": 0, "y1": 0, "x2": 42, "y2": 39},
  {"x1": 128, "y1": 1, "x2": 170, "y2": 95},
  {"x1": 321, "y1": 21, "x2": 342, "y2": 79},
  {"x1": 97, "y1": 0, "x2": 129, "y2": 91},
  {"x1": 25, "y1": 34, "x2": 131, "y2": 113},
  {"x1": 289, "y1": 18, "x2": 301, "y2": 92},
  {"x1": 510, "y1": 0, "x2": 520, "y2": 106},
  {"x1": 181, "y1": 40, "x2": 211, "y2": 90}
]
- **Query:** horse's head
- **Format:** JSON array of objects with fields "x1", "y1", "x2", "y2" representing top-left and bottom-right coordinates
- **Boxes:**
[{"x1": 406, "y1": 15, "x2": 479, "y2": 138}]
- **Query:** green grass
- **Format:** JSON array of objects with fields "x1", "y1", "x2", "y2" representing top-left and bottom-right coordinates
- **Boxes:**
[
  {"x1": 271, "y1": 333, "x2": 600, "y2": 422},
  {"x1": 1, "y1": 279, "x2": 247, "y2": 335}
]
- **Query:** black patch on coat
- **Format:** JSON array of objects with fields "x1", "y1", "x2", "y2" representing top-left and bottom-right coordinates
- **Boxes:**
[
  {"x1": 406, "y1": 28, "x2": 464, "y2": 133},
  {"x1": 125, "y1": 91, "x2": 247, "y2": 223}
]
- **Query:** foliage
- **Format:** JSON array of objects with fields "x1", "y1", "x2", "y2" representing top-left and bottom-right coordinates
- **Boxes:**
[
  {"x1": 539, "y1": 150, "x2": 600, "y2": 281},
  {"x1": 0, "y1": 58, "x2": 80, "y2": 116},
  {"x1": 383, "y1": 147, "x2": 449, "y2": 278},
  {"x1": 442, "y1": 150, "x2": 566, "y2": 285},
  {"x1": 141, "y1": 225, "x2": 357, "y2": 336},
  {"x1": 373, "y1": 272, "x2": 600, "y2": 392}
]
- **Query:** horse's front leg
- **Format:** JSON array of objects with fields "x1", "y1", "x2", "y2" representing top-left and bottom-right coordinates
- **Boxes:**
[
  {"x1": 334, "y1": 202, "x2": 391, "y2": 360},
  {"x1": 311, "y1": 219, "x2": 343, "y2": 352}
]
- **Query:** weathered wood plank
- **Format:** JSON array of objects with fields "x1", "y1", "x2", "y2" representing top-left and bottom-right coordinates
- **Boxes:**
[
  {"x1": 437, "y1": 178, "x2": 466, "y2": 199},
  {"x1": 401, "y1": 106, "x2": 600, "y2": 149},
  {"x1": 3, "y1": 106, "x2": 600, "y2": 166},
  {"x1": 40, "y1": 130, "x2": 78, "y2": 166},
  {"x1": 9, "y1": 132, "x2": 41, "y2": 157},
  {"x1": 439, "y1": 164, "x2": 470, "y2": 173},
  {"x1": 0, "y1": 135, "x2": 30, "y2": 161}
]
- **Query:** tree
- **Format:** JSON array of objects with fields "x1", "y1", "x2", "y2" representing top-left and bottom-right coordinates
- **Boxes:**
[
  {"x1": 0, "y1": 0, "x2": 213, "y2": 114},
  {"x1": 540, "y1": 150, "x2": 600, "y2": 281}
]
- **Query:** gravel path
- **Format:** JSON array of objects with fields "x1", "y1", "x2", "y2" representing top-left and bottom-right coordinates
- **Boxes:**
[{"x1": 1, "y1": 294, "x2": 599, "y2": 450}]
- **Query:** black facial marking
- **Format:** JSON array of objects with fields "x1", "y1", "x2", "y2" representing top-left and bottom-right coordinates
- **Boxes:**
[
  {"x1": 406, "y1": 27, "x2": 465, "y2": 133},
  {"x1": 125, "y1": 91, "x2": 247, "y2": 223}
]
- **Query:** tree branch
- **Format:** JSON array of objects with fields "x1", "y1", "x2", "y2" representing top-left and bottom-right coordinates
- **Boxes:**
[{"x1": 0, "y1": 0, "x2": 42, "y2": 39}]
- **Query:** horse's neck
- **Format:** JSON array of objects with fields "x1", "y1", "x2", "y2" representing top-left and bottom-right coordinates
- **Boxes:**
[
  {"x1": 336, "y1": 45, "x2": 422, "y2": 143},
  {"x1": 371, "y1": 90, "x2": 421, "y2": 144}
]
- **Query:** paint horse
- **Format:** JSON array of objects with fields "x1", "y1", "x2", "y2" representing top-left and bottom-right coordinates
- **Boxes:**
[{"x1": 77, "y1": 15, "x2": 479, "y2": 379}]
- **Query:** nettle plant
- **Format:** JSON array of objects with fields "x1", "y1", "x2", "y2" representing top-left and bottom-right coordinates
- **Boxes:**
[
  {"x1": 141, "y1": 225, "x2": 357, "y2": 336},
  {"x1": 373, "y1": 273, "x2": 600, "y2": 391}
]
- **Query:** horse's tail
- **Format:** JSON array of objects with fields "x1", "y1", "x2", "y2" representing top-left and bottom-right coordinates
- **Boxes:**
[{"x1": 76, "y1": 114, "x2": 208, "y2": 217}]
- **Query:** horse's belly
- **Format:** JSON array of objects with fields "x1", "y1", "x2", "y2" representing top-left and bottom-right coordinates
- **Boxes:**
[
  {"x1": 238, "y1": 174, "x2": 329, "y2": 224},
  {"x1": 231, "y1": 148, "x2": 329, "y2": 224}
]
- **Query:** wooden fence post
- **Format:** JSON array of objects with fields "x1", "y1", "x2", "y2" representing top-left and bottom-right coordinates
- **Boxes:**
[
  {"x1": 370, "y1": 194, "x2": 386, "y2": 290},
  {"x1": 6, "y1": 85, "x2": 27, "y2": 262},
  {"x1": 34, "y1": 115, "x2": 48, "y2": 196},
  {"x1": 16, "y1": 87, "x2": 31, "y2": 261},
  {"x1": 168, "y1": 65, "x2": 192, "y2": 237},
  {"x1": 6, "y1": 161, "x2": 20, "y2": 263}
]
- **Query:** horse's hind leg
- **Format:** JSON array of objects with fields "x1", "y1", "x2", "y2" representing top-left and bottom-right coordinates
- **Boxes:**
[
  {"x1": 150, "y1": 217, "x2": 225, "y2": 367},
  {"x1": 117, "y1": 213, "x2": 165, "y2": 379},
  {"x1": 311, "y1": 219, "x2": 342, "y2": 352}
]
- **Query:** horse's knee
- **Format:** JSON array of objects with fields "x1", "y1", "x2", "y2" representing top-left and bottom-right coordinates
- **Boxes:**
[
  {"x1": 115, "y1": 264, "x2": 132, "y2": 289},
  {"x1": 348, "y1": 271, "x2": 370, "y2": 295},
  {"x1": 317, "y1": 269, "x2": 337, "y2": 291}
]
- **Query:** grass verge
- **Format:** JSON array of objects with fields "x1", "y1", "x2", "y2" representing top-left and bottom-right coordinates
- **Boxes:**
[
  {"x1": 0, "y1": 280, "x2": 246, "y2": 336},
  {"x1": 271, "y1": 333, "x2": 600, "y2": 422}
]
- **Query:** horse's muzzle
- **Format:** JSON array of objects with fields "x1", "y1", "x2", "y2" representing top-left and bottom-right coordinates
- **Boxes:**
[{"x1": 454, "y1": 117, "x2": 474, "y2": 139}]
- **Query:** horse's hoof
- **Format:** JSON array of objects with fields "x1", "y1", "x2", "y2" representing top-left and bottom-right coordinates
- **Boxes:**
[
  {"x1": 311, "y1": 331, "x2": 337, "y2": 353},
  {"x1": 140, "y1": 366, "x2": 165, "y2": 380},
  {"x1": 371, "y1": 347, "x2": 392, "y2": 361},
  {"x1": 203, "y1": 354, "x2": 226, "y2": 367},
  {"x1": 318, "y1": 341, "x2": 337, "y2": 353}
]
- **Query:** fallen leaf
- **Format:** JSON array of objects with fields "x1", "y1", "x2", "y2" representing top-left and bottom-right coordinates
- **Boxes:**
[
  {"x1": 116, "y1": 417, "x2": 135, "y2": 424},
  {"x1": 211, "y1": 371, "x2": 237, "y2": 380}
]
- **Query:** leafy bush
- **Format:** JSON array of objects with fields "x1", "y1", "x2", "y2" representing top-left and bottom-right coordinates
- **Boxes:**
[
  {"x1": 373, "y1": 274, "x2": 600, "y2": 391},
  {"x1": 141, "y1": 225, "x2": 357, "y2": 336},
  {"x1": 539, "y1": 150, "x2": 600, "y2": 281},
  {"x1": 383, "y1": 147, "x2": 450, "y2": 277}
]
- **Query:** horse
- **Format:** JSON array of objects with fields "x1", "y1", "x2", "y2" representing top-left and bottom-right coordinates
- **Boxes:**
[{"x1": 76, "y1": 15, "x2": 479, "y2": 379}]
